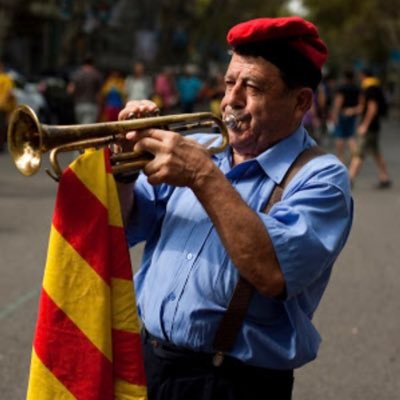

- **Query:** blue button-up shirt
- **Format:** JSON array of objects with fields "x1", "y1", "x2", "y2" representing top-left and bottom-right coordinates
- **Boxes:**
[{"x1": 126, "y1": 125, "x2": 353, "y2": 370}]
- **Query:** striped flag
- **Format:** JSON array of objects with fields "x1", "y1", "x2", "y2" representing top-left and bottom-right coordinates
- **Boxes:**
[{"x1": 27, "y1": 149, "x2": 147, "y2": 400}]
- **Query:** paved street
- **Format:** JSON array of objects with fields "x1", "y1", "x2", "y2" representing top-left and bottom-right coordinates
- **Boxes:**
[{"x1": 1, "y1": 116, "x2": 400, "y2": 399}]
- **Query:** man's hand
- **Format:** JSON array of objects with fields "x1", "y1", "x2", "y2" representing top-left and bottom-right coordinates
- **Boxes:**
[
  {"x1": 118, "y1": 100, "x2": 215, "y2": 188},
  {"x1": 357, "y1": 123, "x2": 368, "y2": 136}
]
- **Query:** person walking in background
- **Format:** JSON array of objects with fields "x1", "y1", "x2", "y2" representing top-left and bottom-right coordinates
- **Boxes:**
[
  {"x1": 67, "y1": 54, "x2": 102, "y2": 125},
  {"x1": 99, "y1": 69, "x2": 126, "y2": 122},
  {"x1": 115, "y1": 16, "x2": 353, "y2": 400},
  {"x1": 348, "y1": 68, "x2": 392, "y2": 189},
  {"x1": 154, "y1": 66, "x2": 178, "y2": 114},
  {"x1": 331, "y1": 69, "x2": 360, "y2": 163},
  {"x1": 125, "y1": 61, "x2": 153, "y2": 102},
  {"x1": 315, "y1": 73, "x2": 336, "y2": 142},
  {"x1": 0, "y1": 60, "x2": 16, "y2": 151},
  {"x1": 176, "y1": 64, "x2": 203, "y2": 113},
  {"x1": 302, "y1": 93, "x2": 321, "y2": 143},
  {"x1": 201, "y1": 71, "x2": 226, "y2": 117}
]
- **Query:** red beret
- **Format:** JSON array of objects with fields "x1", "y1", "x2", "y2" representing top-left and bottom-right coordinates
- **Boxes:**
[{"x1": 227, "y1": 16, "x2": 328, "y2": 70}]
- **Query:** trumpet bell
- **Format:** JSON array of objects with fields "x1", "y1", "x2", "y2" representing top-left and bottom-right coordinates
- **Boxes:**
[{"x1": 8, "y1": 105, "x2": 43, "y2": 176}]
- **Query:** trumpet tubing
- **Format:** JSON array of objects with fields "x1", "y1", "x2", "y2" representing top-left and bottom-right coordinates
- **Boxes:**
[{"x1": 8, "y1": 105, "x2": 229, "y2": 180}]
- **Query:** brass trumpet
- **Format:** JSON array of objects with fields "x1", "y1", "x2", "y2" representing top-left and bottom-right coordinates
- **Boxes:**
[{"x1": 8, "y1": 105, "x2": 229, "y2": 180}]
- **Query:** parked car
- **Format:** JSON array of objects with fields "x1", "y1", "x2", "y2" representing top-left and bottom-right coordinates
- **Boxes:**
[{"x1": 8, "y1": 70, "x2": 48, "y2": 121}]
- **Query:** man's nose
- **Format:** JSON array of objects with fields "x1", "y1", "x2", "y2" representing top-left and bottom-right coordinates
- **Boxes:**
[{"x1": 222, "y1": 84, "x2": 245, "y2": 110}]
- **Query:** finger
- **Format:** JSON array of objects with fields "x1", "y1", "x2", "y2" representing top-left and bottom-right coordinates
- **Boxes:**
[
  {"x1": 126, "y1": 128, "x2": 172, "y2": 142},
  {"x1": 142, "y1": 157, "x2": 172, "y2": 184},
  {"x1": 118, "y1": 100, "x2": 159, "y2": 120},
  {"x1": 145, "y1": 169, "x2": 165, "y2": 186},
  {"x1": 133, "y1": 135, "x2": 165, "y2": 155}
]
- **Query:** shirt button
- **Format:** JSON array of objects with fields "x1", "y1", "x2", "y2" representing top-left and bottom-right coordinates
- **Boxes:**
[
  {"x1": 186, "y1": 252, "x2": 193, "y2": 260},
  {"x1": 169, "y1": 293, "x2": 176, "y2": 301}
]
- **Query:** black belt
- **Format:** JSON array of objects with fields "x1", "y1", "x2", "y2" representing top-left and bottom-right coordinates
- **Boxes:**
[
  {"x1": 142, "y1": 328, "x2": 223, "y2": 365},
  {"x1": 142, "y1": 328, "x2": 293, "y2": 378}
]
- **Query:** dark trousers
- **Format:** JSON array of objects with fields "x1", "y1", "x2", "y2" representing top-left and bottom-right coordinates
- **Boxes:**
[{"x1": 141, "y1": 329, "x2": 294, "y2": 400}]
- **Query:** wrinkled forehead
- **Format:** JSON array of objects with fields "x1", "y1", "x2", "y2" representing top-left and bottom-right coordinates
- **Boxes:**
[{"x1": 225, "y1": 52, "x2": 284, "y2": 83}]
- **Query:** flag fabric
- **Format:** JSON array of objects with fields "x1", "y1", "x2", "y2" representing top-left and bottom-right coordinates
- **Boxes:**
[{"x1": 27, "y1": 149, "x2": 147, "y2": 400}]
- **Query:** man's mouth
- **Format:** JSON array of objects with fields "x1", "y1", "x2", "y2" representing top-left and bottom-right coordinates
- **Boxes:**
[{"x1": 223, "y1": 114, "x2": 239, "y2": 129}]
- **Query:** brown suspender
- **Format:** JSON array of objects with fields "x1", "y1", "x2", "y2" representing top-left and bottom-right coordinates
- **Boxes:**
[{"x1": 212, "y1": 146, "x2": 326, "y2": 366}]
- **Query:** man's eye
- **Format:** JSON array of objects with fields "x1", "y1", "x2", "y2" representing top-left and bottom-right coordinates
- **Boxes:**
[
  {"x1": 247, "y1": 84, "x2": 261, "y2": 92},
  {"x1": 224, "y1": 81, "x2": 235, "y2": 92}
]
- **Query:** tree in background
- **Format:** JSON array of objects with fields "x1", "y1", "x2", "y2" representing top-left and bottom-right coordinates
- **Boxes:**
[
  {"x1": 302, "y1": 0, "x2": 400, "y2": 71},
  {"x1": 302, "y1": 0, "x2": 400, "y2": 110}
]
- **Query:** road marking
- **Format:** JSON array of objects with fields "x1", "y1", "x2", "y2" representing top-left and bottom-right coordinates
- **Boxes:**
[{"x1": 0, "y1": 288, "x2": 40, "y2": 320}]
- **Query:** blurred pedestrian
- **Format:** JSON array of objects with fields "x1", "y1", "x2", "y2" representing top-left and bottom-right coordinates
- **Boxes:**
[
  {"x1": 99, "y1": 70, "x2": 126, "y2": 122},
  {"x1": 176, "y1": 64, "x2": 203, "y2": 113},
  {"x1": 316, "y1": 73, "x2": 336, "y2": 141},
  {"x1": 154, "y1": 66, "x2": 178, "y2": 113},
  {"x1": 348, "y1": 69, "x2": 391, "y2": 188},
  {"x1": 0, "y1": 60, "x2": 16, "y2": 151},
  {"x1": 67, "y1": 54, "x2": 102, "y2": 124},
  {"x1": 201, "y1": 72, "x2": 225, "y2": 117},
  {"x1": 331, "y1": 70, "x2": 360, "y2": 163},
  {"x1": 125, "y1": 62, "x2": 153, "y2": 102},
  {"x1": 302, "y1": 93, "x2": 321, "y2": 143},
  {"x1": 39, "y1": 74, "x2": 75, "y2": 124}
]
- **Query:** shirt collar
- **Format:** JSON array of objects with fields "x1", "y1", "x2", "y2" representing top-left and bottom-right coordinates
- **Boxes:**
[
  {"x1": 212, "y1": 124, "x2": 313, "y2": 182},
  {"x1": 256, "y1": 124, "x2": 312, "y2": 184}
]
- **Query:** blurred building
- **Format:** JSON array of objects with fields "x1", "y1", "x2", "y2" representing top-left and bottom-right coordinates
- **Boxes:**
[
  {"x1": 0, "y1": 0, "x2": 219, "y2": 79},
  {"x1": 0, "y1": 0, "x2": 161, "y2": 78}
]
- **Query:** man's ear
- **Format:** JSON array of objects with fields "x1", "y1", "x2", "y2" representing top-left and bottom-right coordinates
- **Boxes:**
[{"x1": 296, "y1": 87, "x2": 314, "y2": 113}]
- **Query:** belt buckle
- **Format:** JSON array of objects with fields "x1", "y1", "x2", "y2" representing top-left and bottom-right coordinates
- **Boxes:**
[{"x1": 212, "y1": 351, "x2": 224, "y2": 367}]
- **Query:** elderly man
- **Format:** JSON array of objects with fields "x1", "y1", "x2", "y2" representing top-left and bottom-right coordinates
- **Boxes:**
[{"x1": 116, "y1": 16, "x2": 353, "y2": 400}]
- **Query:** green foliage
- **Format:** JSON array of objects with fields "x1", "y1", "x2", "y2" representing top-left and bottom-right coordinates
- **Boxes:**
[
  {"x1": 190, "y1": 0, "x2": 287, "y2": 47},
  {"x1": 302, "y1": 0, "x2": 400, "y2": 73},
  {"x1": 157, "y1": 0, "x2": 289, "y2": 67}
]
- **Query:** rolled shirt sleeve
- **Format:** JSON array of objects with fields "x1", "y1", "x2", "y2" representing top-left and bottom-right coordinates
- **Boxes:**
[{"x1": 264, "y1": 156, "x2": 353, "y2": 299}]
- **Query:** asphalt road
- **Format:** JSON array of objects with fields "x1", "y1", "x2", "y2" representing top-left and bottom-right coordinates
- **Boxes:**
[{"x1": 1, "y1": 116, "x2": 400, "y2": 399}]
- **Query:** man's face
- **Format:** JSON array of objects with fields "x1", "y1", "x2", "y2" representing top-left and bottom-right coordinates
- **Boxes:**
[{"x1": 220, "y1": 53, "x2": 306, "y2": 159}]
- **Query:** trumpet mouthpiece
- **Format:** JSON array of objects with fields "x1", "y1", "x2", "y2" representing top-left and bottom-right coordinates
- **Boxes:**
[{"x1": 223, "y1": 114, "x2": 238, "y2": 129}]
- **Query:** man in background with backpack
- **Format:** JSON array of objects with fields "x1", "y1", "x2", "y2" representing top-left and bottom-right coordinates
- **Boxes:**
[{"x1": 348, "y1": 68, "x2": 392, "y2": 189}]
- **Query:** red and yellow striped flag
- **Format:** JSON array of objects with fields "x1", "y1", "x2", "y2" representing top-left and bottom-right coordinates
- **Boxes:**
[{"x1": 27, "y1": 149, "x2": 147, "y2": 400}]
